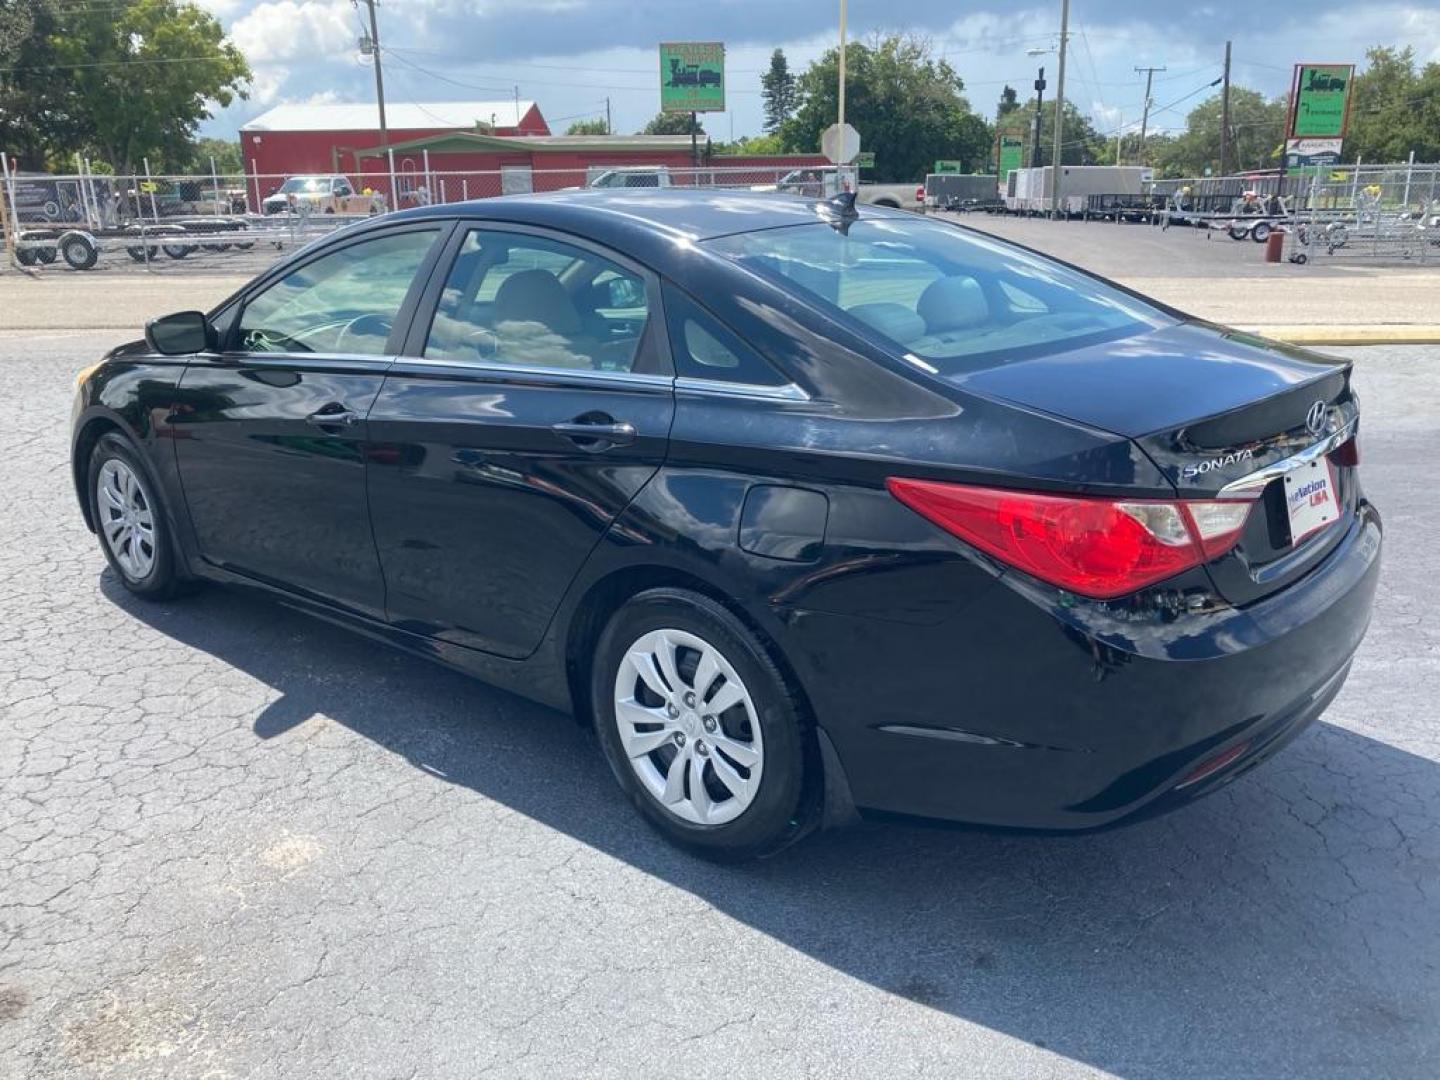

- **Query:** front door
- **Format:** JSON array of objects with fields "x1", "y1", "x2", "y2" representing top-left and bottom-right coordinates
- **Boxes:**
[
  {"x1": 172, "y1": 225, "x2": 446, "y2": 618},
  {"x1": 365, "y1": 225, "x2": 673, "y2": 657}
]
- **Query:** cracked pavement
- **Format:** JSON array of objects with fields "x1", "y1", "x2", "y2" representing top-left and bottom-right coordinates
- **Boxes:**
[{"x1": 1, "y1": 332, "x2": 1436, "y2": 1079}]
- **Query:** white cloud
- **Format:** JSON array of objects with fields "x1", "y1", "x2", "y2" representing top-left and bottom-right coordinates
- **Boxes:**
[{"x1": 229, "y1": 0, "x2": 356, "y2": 65}]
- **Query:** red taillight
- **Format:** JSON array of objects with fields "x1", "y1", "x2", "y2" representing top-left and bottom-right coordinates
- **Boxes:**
[{"x1": 886, "y1": 478, "x2": 1252, "y2": 599}]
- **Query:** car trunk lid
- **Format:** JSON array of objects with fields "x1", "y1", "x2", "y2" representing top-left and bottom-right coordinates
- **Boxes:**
[{"x1": 948, "y1": 322, "x2": 1361, "y2": 604}]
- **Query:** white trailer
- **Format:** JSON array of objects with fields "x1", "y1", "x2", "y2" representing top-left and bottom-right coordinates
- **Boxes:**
[{"x1": 1004, "y1": 166, "x2": 1153, "y2": 216}]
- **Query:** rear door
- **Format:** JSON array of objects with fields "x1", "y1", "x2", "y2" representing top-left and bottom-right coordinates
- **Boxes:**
[
  {"x1": 365, "y1": 223, "x2": 673, "y2": 658},
  {"x1": 172, "y1": 223, "x2": 448, "y2": 618}
]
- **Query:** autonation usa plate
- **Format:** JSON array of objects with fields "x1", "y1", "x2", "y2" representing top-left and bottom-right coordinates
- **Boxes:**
[{"x1": 1284, "y1": 458, "x2": 1338, "y2": 545}]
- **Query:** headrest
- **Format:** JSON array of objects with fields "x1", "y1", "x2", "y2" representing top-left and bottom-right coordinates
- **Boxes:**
[
  {"x1": 916, "y1": 275, "x2": 989, "y2": 334},
  {"x1": 493, "y1": 269, "x2": 581, "y2": 335}
]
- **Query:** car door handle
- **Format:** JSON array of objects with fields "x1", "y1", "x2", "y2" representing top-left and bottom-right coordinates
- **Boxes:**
[
  {"x1": 551, "y1": 420, "x2": 637, "y2": 450},
  {"x1": 305, "y1": 404, "x2": 361, "y2": 429}
]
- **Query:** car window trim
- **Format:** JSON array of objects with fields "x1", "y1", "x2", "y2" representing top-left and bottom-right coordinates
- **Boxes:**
[
  {"x1": 400, "y1": 219, "x2": 673, "y2": 379},
  {"x1": 384, "y1": 355, "x2": 675, "y2": 394},
  {"x1": 225, "y1": 219, "x2": 459, "y2": 356}
]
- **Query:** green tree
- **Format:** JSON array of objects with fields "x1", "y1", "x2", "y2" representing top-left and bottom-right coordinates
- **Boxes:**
[
  {"x1": 1153, "y1": 87, "x2": 1286, "y2": 176},
  {"x1": 996, "y1": 84, "x2": 1020, "y2": 119},
  {"x1": 641, "y1": 112, "x2": 704, "y2": 136},
  {"x1": 1346, "y1": 46, "x2": 1440, "y2": 163},
  {"x1": 760, "y1": 48, "x2": 797, "y2": 132},
  {"x1": 779, "y1": 34, "x2": 991, "y2": 182},
  {"x1": 715, "y1": 132, "x2": 785, "y2": 156},
  {"x1": 0, "y1": 1, "x2": 80, "y2": 170},
  {"x1": 181, "y1": 136, "x2": 243, "y2": 174},
  {"x1": 565, "y1": 118, "x2": 610, "y2": 136},
  {"x1": 1006, "y1": 99, "x2": 1106, "y2": 167},
  {"x1": 3, "y1": 0, "x2": 249, "y2": 174}
]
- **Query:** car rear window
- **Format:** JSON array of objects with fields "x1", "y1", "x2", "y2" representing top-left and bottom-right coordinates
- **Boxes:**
[{"x1": 705, "y1": 218, "x2": 1174, "y2": 371}]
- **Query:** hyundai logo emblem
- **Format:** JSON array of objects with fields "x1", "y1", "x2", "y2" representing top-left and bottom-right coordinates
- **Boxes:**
[{"x1": 1305, "y1": 400, "x2": 1328, "y2": 437}]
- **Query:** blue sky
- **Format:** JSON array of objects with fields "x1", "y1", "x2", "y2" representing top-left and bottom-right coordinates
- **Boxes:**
[{"x1": 198, "y1": 0, "x2": 1440, "y2": 143}]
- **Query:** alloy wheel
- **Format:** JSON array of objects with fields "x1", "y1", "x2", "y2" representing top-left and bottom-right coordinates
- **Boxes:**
[
  {"x1": 96, "y1": 458, "x2": 156, "y2": 580},
  {"x1": 612, "y1": 627, "x2": 764, "y2": 826}
]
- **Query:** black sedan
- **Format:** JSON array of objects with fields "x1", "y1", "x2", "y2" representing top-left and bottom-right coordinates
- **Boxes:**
[{"x1": 71, "y1": 190, "x2": 1381, "y2": 857}]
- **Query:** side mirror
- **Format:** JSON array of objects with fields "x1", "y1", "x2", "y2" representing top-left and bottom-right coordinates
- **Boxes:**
[{"x1": 146, "y1": 311, "x2": 215, "y2": 355}]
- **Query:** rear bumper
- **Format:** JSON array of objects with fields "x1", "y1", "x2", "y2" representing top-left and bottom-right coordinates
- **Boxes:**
[{"x1": 791, "y1": 501, "x2": 1382, "y2": 831}]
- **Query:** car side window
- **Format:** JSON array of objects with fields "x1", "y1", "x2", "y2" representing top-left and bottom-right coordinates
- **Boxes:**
[
  {"x1": 424, "y1": 229, "x2": 651, "y2": 374},
  {"x1": 235, "y1": 229, "x2": 439, "y2": 355},
  {"x1": 334, "y1": 178, "x2": 354, "y2": 197},
  {"x1": 662, "y1": 284, "x2": 788, "y2": 388}
]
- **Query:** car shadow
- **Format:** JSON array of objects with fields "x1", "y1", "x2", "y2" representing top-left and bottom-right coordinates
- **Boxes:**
[{"x1": 105, "y1": 575, "x2": 1438, "y2": 1076}]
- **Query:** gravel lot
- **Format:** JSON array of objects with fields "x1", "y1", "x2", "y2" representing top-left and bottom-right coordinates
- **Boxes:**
[{"x1": 2, "y1": 332, "x2": 1437, "y2": 1079}]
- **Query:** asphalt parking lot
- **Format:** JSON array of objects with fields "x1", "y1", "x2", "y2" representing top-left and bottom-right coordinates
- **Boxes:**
[{"x1": 2, "y1": 330, "x2": 1437, "y2": 1079}]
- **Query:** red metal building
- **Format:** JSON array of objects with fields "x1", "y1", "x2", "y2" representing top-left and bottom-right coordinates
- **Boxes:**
[
  {"x1": 239, "y1": 100, "x2": 549, "y2": 180},
  {"x1": 352, "y1": 130, "x2": 831, "y2": 201}
]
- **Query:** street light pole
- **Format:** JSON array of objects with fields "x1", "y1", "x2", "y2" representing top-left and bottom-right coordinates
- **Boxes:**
[
  {"x1": 838, "y1": 0, "x2": 847, "y2": 141},
  {"x1": 358, "y1": 0, "x2": 393, "y2": 204},
  {"x1": 1049, "y1": 0, "x2": 1069, "y2": 219}
]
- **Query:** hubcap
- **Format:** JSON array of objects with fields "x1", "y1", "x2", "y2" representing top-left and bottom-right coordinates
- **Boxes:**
[
  {"x1": 613, "y1": 627, "x2": 763, "y2": 826},
  {"x1": 96, "y1": 459, "x2": 156, "y2": 580}
]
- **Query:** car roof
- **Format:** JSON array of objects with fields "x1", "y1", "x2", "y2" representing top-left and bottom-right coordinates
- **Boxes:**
[{"x1": 388, "y1": 187, "x2": 903, "y2": 244}]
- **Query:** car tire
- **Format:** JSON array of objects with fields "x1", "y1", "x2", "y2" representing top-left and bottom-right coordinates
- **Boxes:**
[
  {"x1": 60, "y1": 235, "x2": 98, "y2": 270},
  {"x1": 16, "y1": 247, "x2": 36, "y2": 266},
  {"x1": 36, "y1": 245, "x2": 57, "y2": 264},
  {"x1": 87, "y1": 433, "x2": 181, "y2": 600},
  {"x1": 1251, "y1": 222, "x2": 1272, "y2": 243},
  {"x1": 591, "y1": 587, "x2": 809, "y2": 859},
  {"x1": 162, "y1": 244, "x2": 190, "y2": 260}
]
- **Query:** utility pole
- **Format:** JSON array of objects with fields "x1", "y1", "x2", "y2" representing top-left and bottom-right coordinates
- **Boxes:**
[
  {"x1": 1220, "y1": 41, "x2": 1232, "y2": 175},
  {"x1": 1031, "y1": 66, "x2": 1046, "y2": 167},
  {"x1": 1049, "y1": 0, "x2": 1069, "y2": 219},
  {"x1": 1134, "y1": 64, "x2": 1166, "y2": 165},
  {"x1": 605, "y1": 97, "x2": 612, "y2": 135},
  {"x1": 356, "y1": 0, "x2": 392, "y2": 204},
  {"x1": 838, "y1": 0, "x2": 847, "y2": 139}
]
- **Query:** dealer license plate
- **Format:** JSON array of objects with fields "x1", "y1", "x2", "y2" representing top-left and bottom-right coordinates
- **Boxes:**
[{"x1": 1284, "y1": 459, "x2": 1339, "y2": 545}]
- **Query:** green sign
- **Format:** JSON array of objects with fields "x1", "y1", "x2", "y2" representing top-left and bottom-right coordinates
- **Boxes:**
[
  {"x1": 997, "y1": 136, "x2": 1024, "y2": 178},
  {"x1": 855, "y1": 151, "x2": 875, "y2": 169},
  {"x1": 660, "y1": 42, "x2": 725, "y2": 113},
  {"x1": 1289, "y1": 63, "x2": 1354, "y2": 139},
  {"x1": 933, "y1": 159, "x2": 963, "y2": 173}
]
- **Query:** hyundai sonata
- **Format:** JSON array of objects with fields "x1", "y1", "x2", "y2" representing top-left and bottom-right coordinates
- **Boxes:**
[{"x1": 71, "y1": 190, "x2": 1381, "y2": 856}]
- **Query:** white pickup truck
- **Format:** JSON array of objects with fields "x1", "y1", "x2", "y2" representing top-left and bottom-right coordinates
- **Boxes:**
[{"x1": 857, "y1": 182, "x2": 927, "y2": 211}]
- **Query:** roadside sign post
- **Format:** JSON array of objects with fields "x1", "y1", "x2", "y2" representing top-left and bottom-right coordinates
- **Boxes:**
[
  {"x1": 1284, "y1": 62, "x2": 1355, "y2": 177},
  {"x1": 659, "y1": 42, "x2": 725, "y2": 115},
  {"x1": 821, "y1": 122, "x2": 860, "y2": 166}
]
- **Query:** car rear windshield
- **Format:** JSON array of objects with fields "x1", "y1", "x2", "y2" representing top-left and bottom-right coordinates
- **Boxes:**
[
  {"x1": 706, "y1": 217, "x2": 1175, "y2": 371},
  {"x1": 280, "y1": 177, "x2": 329, "y2": 193}
]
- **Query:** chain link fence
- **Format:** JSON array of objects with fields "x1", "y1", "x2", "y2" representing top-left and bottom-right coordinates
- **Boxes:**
[{"x1": 0, "y1": 159, "x2": 851, "y2": 275}]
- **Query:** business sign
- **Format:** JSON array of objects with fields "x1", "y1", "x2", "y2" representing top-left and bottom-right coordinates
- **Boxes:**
[
  {"x1": 998, "y1": 136, "x2": 1025, "y2": 178},
  {"x1": 855, "y1": 151, "x2": 876, "y2": 169},
  {"x1": 660, "y1": 42, "x2": 725, "y2": 113},
  {"x1": 933, "y1": 159, "x2": 963, "y2": 174},
  {"x1": 1288, "y1": 63, "x2": 1355, "y2": 139},
  {"x1": 1285, "y1": 136, "x2": 1345, "y2": 176}
]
